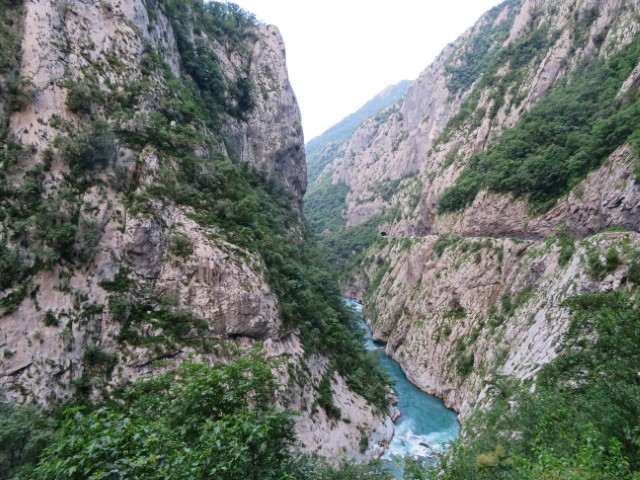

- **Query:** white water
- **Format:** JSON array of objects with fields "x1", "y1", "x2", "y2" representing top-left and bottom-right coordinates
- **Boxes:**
[{"x1": 345, "y1": 299, "x2": 459, "y2": 475}]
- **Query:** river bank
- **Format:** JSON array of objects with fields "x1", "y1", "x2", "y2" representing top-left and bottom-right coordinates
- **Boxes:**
[{"x1": 345, "y1": 299, "x2": 460, "y2": 473}]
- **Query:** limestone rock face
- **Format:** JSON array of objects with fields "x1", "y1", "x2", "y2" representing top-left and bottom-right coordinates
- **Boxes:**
[
  {"x1": 0, "y1": 0, "x2": 387, "y2": 462},
  {"x1": 266, "y1": 337, "x2": 394, "y2": 463},
  {"x1": 566, "y1": 146, "x2": 640, "y2": 237},
  {"x1": 0, "y1": 201, "x2": 280, "y2": 403},
  {"x1": 321, "y1": 0, "x2": 640, "y2": 235},
  {"x1": 312, "y1": 0, "x2": 640, "y2": 426},
  {"x1": 432, "y1": 146, "x2": 640, "y2": 239},
  {"x1": 224, "y1": 25, "x2": 307, "y2": 208},
  {"x1": 12, "y1": 0, "x2": 306, "y2": 206},
  {"x1": 354, "y1": 231, "x2": 637, "y2": 421}
]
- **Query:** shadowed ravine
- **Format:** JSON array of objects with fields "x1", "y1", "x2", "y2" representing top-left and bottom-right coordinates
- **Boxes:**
[{"x1": 345, "y1": 299, "x2": 460, "y2": 474}]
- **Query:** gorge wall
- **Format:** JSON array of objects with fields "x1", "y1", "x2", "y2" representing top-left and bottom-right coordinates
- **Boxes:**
[
  {"x1": 0, "y1": 0, "x2": 391, "y2": 462},
  {"x1": 307, "y1": 0, "x2": 640, "y2": 422}
]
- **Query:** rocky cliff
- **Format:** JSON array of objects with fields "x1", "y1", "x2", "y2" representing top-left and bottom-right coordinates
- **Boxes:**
[
  {"x1": 306, "y1": 0, "x2": 640, "y2": 426},
  {"x1": 0, "y1": 0, "x2": 390, "y2": 461},
  {"x1": 306, "y1": 80, "x2": 411, "y2": 185}
]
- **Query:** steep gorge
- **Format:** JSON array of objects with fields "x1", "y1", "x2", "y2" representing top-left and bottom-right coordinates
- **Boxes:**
[
  {"x1": 0, "y1": 0, "x2": 394, "y2": 472},
  {"x1": 307, "y1": 0, "x2": 640, "y2": 476},
  {"x1": 2, "y1": 0, "x2": 639, "y2": 476}
]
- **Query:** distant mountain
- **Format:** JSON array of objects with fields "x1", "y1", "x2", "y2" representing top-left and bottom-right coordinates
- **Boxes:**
[{"x1": 305, "y1": 80, "x2": 411, "y2": 183}]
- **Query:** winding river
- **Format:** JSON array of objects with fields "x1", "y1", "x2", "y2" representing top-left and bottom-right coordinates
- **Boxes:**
[{"x1": 345, "y1": 299, "x2": 459, "y2": 474}]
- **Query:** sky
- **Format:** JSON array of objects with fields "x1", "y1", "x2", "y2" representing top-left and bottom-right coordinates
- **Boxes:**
[{"x1": 229, "y1": 0, "x2": 506, "y2": 141}]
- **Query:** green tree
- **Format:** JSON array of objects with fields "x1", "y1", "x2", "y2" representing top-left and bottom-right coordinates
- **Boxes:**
[
  {"x1": 0, "y1": 403, "x2": 54, "y2": 480},
  {"x1": 36, "y1": 356, "x2": 295, "y2": 480}
]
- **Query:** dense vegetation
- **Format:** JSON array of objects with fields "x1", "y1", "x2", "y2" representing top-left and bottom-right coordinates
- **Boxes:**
[
  {"x1": 418, "y1": 289, "x2": 640, "y2": 479},
  {"x1": 5, "y1": 0, "x2": 639, "y2": 479},
  {"x1": 304, "y1": 173, "x2": 389, "y2": 281},
  {"x1": 162, "y1": 0, "x2": 256, "y2": 124},
  {"x1": 305, "y1": 176, "x2": 350, "y2": 234},
  {"x1": 0, "y1": 0, "x2": 28, "y2": 170},
  {"x1": 439, "y1": 34, "x2": 640, "y2": 213},
  {"x1": 1, "y1": 355, "x2": 392, "y2": 480},
  {"x1": 444, "y1": 0, "x2": 518, "y2": 94},
  {"x1": 318, "y1": 214, "x2": 388, "y2": 282}
]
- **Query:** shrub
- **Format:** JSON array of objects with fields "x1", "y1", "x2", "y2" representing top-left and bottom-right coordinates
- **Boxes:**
[
  {"x1": 43, "y1": 310, "x2": 58, "y2": 327},
  {"x1": 83, "y1": 345, "x2": 117, "y2": 376},
  {"x1": 36, "y1": 357, "x2": 294, "y2": 480},
  {"x1": 444, "y1": 2, "x2": 516, "y2": 94},
  {"x1": 0, "y1": 241, "x2": 23, "y2": 290},
  {"x1": 0, "y1": 286, "x2": 26, "y2": 315},
  {"x1": 99, "y1": 267, "x2": 132, "y2": 292},
  {"x1": 169, "y1": 233, "x2": 193, "y2": 257},
  {"x1": 0, "y1": 1, "x2": 24, "y2": 76},
  {"x1": 58, "y1": 120, "x2": 117, "y2": 174},
  {"x1": 604, "y1": 247, "x2": 620, "y2": 271},
  {"x1": 587, "y1": 247, "x2": 620, "y2": 280},
  {"x1": 5, "y1": 77, "x2": 35, "y2": 112},
  {"x1": 434, "y1": 235, "x2": 460, "y2": 257},
  {"x1": 0, "y1": 403, "x2": 54, "y2": 480},
  {"x1": 65, "y1": 81, "x2": 92, "y2": 114},
  {"x1": 163, "y1": 0, "x2": 257, "y2": 125},
  {"x1": 74, "y1": 218, "x2": 102, "y2": 263},
  {"x1": 438, "y1": 37, "x2": 640, "y2": 214},
  {"x1": 558, "y1": 237, "x2": 576, "y2": 266},
  {"x1": 628, "y1": 260, "x2": 640, "y2": 284},
  {"x1": 456, "y1": 352, "x2": 475, "y2": 377},
  {"x1": 317, "y1": 373, "x2": 341, "y2": 419}
]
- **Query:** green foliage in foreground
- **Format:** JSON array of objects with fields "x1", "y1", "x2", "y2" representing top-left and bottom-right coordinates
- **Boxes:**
[
  {"x1": 0, "y1": 404, "x2": 55, "y2": 480},
  {"x1": 36, "y1": 357, "x2": 292, "y2": 479},
  {"x1": 438, "y1": 36, "x2": 640, "y2": 214},
  {"x1": 1, "y1": 355, "x2": 391, "y2": 480},
  {"x1": 422, "y1": 289, "x2": 640, "y2": 479}
]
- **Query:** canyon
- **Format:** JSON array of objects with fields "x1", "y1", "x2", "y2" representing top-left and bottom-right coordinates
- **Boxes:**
[
  {"x1": 0, "y1": 0, "x2": 639, "y2": 477},
  {"x1": 306, "y1": 0, "x2": 640, "y2": 466},
  {"x1": 0, "y1": 0, "x2": 391, "y2": 466}
]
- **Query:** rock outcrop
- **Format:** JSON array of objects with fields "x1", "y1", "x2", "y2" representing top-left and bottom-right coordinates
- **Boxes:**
[
  {"x1": 307, "y1": 0, "x2": 640, "y2": 423},
  {"x1": 223, "y1": 24, "x2": 307, "y2": 208},
  {"x1": 0, "y1": 0, "x2": 389, "y2": 461},
  {"x1": 330, "y1": 0, "x2": 640, "y2": 235},
  {"x1": 353, "y1": 230, "x2": 637, "y2": 421}
]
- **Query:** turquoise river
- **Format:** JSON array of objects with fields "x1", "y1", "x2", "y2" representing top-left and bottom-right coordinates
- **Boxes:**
[{"x1": 346, "y1": 299, "x2": 460, "y2": 474}]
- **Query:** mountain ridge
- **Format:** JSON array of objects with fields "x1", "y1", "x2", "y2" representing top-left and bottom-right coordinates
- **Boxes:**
[
  {"x1": 0, "y1": 1, "x2": 394, "y2": 473},
  {"x1": 305, "y1": 79, "x2": 411, "y2": 184},
  {"x1": 305, "y1": 0, "x2": 640, "y2": 476}
]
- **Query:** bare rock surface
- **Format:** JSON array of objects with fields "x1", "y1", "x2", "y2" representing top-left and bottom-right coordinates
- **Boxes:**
[
  {"x1": 0, "y1": 0, "x2": 387, "y2": 462},
  {"x1": 316, "y1": 0, "x2": 640, "y2": 428},
  {"x1": 358, "y1": 232, "x2": 638, "y2": 421}
]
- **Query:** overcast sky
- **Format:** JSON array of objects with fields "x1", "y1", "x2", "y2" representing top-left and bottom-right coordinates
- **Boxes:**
[{"x1": 229, "y1": 0, "x2": 505, "y2": 141}]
